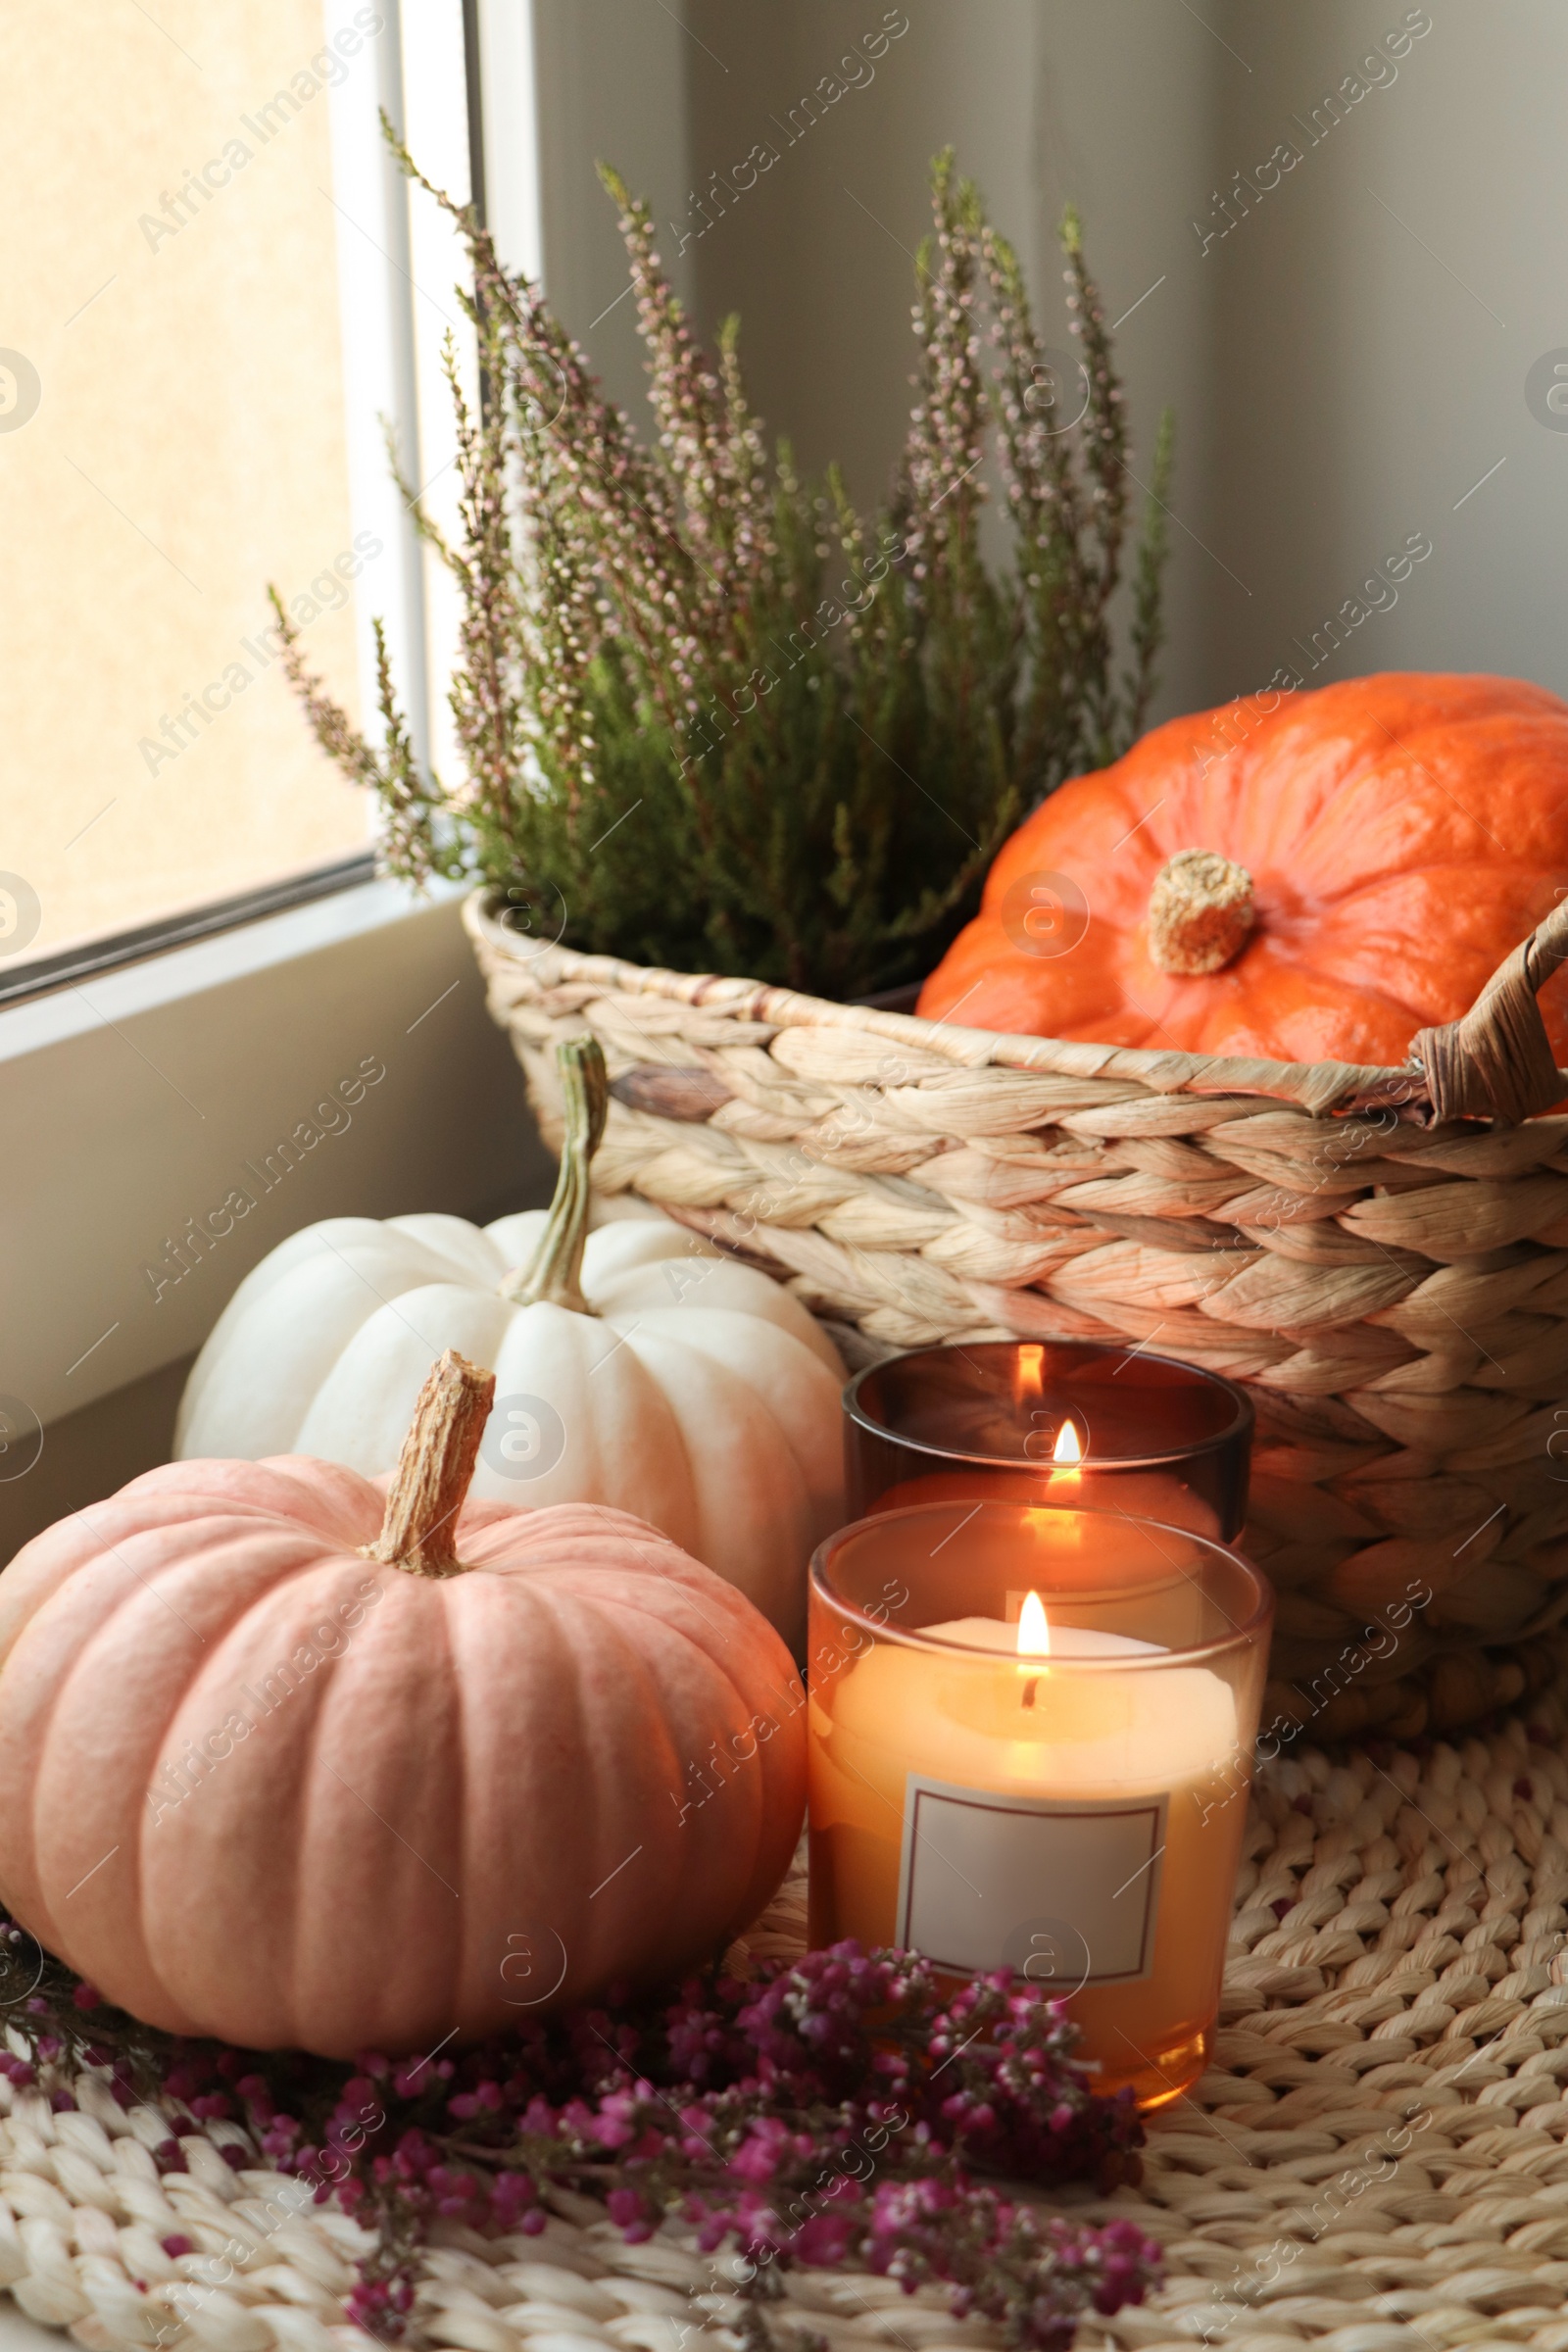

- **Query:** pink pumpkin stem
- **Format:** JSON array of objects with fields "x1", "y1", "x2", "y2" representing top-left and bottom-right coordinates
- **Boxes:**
[
  {"x1": 365, "y1": 1348, "x2": 497, "y2": 1578},
  {"x1": 500, "y1": 1035, "x2": 609, "y2": 1315}
]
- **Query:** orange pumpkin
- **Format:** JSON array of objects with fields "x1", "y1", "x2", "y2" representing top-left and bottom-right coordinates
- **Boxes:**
[
  {"x1": 919, "y1": 672, "x2": 1568, "y2": 1068},
  {"x1": 0, "y1": 1354, "x2": 805, "y2": 2057}
]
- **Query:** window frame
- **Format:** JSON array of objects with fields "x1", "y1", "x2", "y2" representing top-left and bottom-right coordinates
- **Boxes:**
[
  {"x1": 0, "y1": 1, "x2": 549, "y2": 1446},
  {"x1": 0, "y1": 0, "x2": 547, "y2": 1013}
]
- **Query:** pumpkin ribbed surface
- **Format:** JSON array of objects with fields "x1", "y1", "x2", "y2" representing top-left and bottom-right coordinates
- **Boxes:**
[
  {"x1": 0, "y1": 1460, "x2": 804, "y2": 2057},
  {"x1": 175, "y1": 1041, "x2": 846, "y2": 1654},
  {"x1": 919, "y1": 672, "x2": 1568, "y2": 1068}
]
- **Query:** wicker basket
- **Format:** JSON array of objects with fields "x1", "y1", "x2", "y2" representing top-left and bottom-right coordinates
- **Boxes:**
[{"x1": 464, "y1": 887, "x2": 1568, "y2": 1745}]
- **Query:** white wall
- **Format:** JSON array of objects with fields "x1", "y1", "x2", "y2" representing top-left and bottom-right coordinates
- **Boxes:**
[
  {"x1": 542, "y1": 0, "x2": 1217, "y2": 724},
  {"x1": 542, "y1": 0, "x2": 1567, "y2": 721},
  {"x1": 530, "y1": 0, "x2": 693, "y2": 423},
  {"x1": 1203, "y1": 0, "x2": 1568, "y2": 703}
]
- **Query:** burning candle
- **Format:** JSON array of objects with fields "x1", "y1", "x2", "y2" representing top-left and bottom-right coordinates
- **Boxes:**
[
  {"x1": 807, "y1": 1499, "x2": 1271, "y2": 2109},
  {"x1": 1050, "y1": 1414, "x2": 1082, "y2": 1477},
  {"x1": 844, "y1": 1339, "x2": 1252, "y2": 1541},
  {"x1": 927, "y1": 1586, "x2": 1160, "y2": 1667}
]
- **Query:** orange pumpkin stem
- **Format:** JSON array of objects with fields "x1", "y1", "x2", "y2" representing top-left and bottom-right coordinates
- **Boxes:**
[
  {"x1": 500, "y1": 1036, "x2": 609, "y2": 1314},
  {"x1": 1147, "y1": 849, "x2": 1255, "y2": 977},
  {"x1": 368, "y1": 1349, "x2": 496, "y2": 1578}
]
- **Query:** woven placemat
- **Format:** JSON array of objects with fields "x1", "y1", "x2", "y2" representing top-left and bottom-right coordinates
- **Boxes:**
[{"x1": 10, "y1": 1652, "x2": 1568, "y2": 2352}]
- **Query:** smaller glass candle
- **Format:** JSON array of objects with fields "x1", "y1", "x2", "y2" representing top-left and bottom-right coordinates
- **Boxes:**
[
  {"x1": 808, "y1": 1499, "x2": 1272, "y2": 2110},
  {"x1": 845, "y1": 1339, "x2": 1252, "y2": 1541}
]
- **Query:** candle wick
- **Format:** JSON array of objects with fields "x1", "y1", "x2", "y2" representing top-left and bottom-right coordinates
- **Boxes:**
[{"x1": 1022, "y1": 1676, "x2": 1038, "y2": 1709}]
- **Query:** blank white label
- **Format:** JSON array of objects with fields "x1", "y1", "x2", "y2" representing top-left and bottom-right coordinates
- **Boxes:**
[{"x1": 897, "y1": 1776, "x2": 1166, "y2": 1987}]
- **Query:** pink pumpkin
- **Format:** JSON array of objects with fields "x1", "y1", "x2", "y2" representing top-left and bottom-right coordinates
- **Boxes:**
[{"x1": 0, "y1": 1354, "x2": 805, "y2": 2057}]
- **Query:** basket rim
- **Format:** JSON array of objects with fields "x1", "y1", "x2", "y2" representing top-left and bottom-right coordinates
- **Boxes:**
[{"x1": 463, "y1": 886, "x2": 1420, "y2": 1118}]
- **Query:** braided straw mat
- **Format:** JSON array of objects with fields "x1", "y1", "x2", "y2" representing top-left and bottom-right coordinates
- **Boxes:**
[
  {"x1": 463, "y1": 891, "x2": 1568, "y2": 1741},
  {"x1": 15, "y1": 1655, "x2": 1568, "y2": 2352}
]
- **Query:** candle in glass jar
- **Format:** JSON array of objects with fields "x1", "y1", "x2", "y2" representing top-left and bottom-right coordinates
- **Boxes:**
[
  {"x1": 844, "y1": 1339, "x2": 1253, "y2": 1542},
  {"x1": 808, "y1": 1503, "x2": 1270, "y2": 2109}
]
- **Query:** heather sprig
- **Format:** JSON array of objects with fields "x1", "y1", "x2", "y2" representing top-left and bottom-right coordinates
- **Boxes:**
[
  {"x1": 274, "y1": 139, "x2": 1172, "y2": 999},
  {"x1": 1, "y1": 1928, "x2": 1156, "y2": 2352}
]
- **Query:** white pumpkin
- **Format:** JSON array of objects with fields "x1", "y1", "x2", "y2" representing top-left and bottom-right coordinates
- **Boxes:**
[{"x1": 175, "y1": 1042, "x2": 845, "y2": 1648}]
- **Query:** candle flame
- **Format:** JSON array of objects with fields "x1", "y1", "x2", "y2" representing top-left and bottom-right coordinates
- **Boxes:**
[
  {"x1": 1053, "y1": 1418, "x2": 1082, "y2": 1465},
  {"x1": 1017, "y1": 1589, "x2": 1052, "y2": 1656}
]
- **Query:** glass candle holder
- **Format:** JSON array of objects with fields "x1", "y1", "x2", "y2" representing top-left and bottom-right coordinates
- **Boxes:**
[
  {"x1": 808, "y1": 1499, "x2": 1272, "y2": 2111},
  {"x1": 845, "y1": 1339, "x2": 1253, "y2": 1542}
]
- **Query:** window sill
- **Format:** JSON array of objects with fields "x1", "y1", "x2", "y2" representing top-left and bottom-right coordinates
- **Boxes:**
[
  {"x1": 0, "y1": 853, "x2": 378, "y2": 1013},
  {"x1": 2, "y1": 874, "x2": 552, "y2": 1446}
]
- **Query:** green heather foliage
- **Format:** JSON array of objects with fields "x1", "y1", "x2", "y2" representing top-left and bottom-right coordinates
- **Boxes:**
[{"x1": 278, "y1": 139, "x2": 1172, "y2": 1000}]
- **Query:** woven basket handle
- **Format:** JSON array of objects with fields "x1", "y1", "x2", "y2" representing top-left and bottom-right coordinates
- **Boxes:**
[{"x1": 1411, "y1": 894, "x2": 1568, "y2": 1124}]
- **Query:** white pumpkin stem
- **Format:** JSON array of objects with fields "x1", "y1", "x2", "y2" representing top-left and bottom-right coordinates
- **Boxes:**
[
  {"x1": 368, "y1": 1348, "x2": 496, "y2": 1578},
  {"x1": 500, "y1": 1036, "x2": 608, "y2": 1314}
]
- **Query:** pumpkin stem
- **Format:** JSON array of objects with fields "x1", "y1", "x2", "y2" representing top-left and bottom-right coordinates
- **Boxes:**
[
  {"x1": 1147, "y1": 849, "x2": 1255, "y2": 977},
  {"x1": 500, "y1": 1036, "x2": 609, "y2": 1313},
  {"x1": 367, "y1": 1348, "x2": 496, "y2": 1578}
]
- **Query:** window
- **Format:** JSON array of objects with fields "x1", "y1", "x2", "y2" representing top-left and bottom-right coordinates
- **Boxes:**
[
  {"x1": 0, "y1": 0, "x2": 485, "y2": 985},
  {"x1": 0, "y1": 2, "x2": 548, "y2": 1496}
]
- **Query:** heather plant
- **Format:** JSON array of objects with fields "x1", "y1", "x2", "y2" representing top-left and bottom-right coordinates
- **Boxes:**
[
  {"x1": 277, "y1": 138, "x2": 1172, "y2": 1000},
  {"x1": 4, "y1": 1930, "x2": 1158, "y2": 2351}
]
